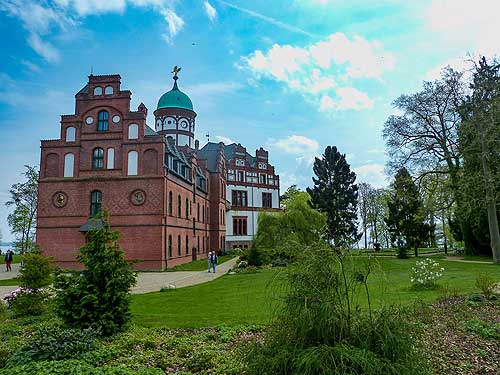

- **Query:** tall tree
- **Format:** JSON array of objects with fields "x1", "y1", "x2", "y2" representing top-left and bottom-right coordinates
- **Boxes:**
[
  {"x1": 383, "y1": 68, "x2": 471, "y2": 249},
  {"x1": 459, "y1": 57, "x2": 500, "y2": 263},
  {"x1": 385, "y1": 168, "x2": 433, "y2": 258},
  {"x1": 307, "y1": 146, "x2": 360, "y2": 247},
  {"x1": 5, "y1": 165, "x2": 39, "y2": 254}
]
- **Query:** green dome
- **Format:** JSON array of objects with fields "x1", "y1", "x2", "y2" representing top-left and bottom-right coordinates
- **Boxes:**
[{"x1": 157, "y1": 80, "x2": 193, "y2": 111}]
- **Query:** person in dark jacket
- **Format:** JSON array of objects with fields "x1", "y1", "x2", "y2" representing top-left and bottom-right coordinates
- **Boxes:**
[{"x1": 4, "y1": 250, "x2": 13, "y2": 272}]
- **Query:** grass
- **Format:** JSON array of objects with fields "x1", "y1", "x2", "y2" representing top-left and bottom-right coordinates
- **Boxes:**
[
  {"x1": 0, "y1": 278, "x2": 20, "y2": 286},
  {"x1": 131, "y1": 257, "x2": 500, "y2": 328},
  {"x1": 165, "y1": 254, "x2": 236, "y2": 272}
]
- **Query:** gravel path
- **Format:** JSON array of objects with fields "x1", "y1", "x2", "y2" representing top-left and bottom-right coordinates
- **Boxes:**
[
  {"x1": 131, "y1": 257, "x2": 239, "y2": 294},
  {"x1": 444, "y1": 256, "x2": 494, "y2": 264}
]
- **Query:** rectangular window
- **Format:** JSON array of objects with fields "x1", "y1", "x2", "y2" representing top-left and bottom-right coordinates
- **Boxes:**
[
  {"x1": 231, "y1": 190, "x2": 248, "y2": 207},
  {"x1": 259, "y1": 174, "x2": 266, "y2": 184},
  {"x1": 233, "y1": 217, "x2": 248, "y2": 236},
  {"x1": 262, "y1": 192, "x2": 272, "y2": 208},
  {"x1": 237, "y1": 171, "x2": 244, "y2": 182}
]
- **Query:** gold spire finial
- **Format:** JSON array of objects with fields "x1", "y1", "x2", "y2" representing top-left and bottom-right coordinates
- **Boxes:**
[{"x1": 172, "y1": 65, "x2": 181, "y2": 79}]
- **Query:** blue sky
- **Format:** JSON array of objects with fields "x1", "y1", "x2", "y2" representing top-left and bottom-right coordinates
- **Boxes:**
[{"x1": 0, "y1": 0, "x2": 495, "y2": 241}]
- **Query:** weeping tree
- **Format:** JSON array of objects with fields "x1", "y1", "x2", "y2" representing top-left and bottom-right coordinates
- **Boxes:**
[
  {"x1": 458, "y1": 57, "x2": 500, "y2": 263},
  {"x1": 307, "y1": 146, "x2": 361, "y2": 247}
]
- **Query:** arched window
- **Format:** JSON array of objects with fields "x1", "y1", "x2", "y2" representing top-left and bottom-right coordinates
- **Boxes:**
[
  {"x1": 66, "y1": 127, "x2": 76, "y2": 142},
  {"x1": 92, "y1": 148, "x2": 104, "y2": 169},
  {"x1": 128, "y1": 124, "x2": 139, "y2": 139},
  {"x1": 63, "y1": 153, "x2": 74, "y2": 177},
  {"x1": 107, "y1": 148, "x2": 114, "y2": 169},
  {"x1": 168, "y1": 235, "x2": 172, "y2": 258},
  {"x1": 186, "y1": 235, "x2": 189, "y2": 255},
  {"x1": 97, "y1": 110, "x2": 109, "y2": 131},
  {"x1": 177, "y1": 235, "x2": 181, "y2": 256},
  {"x1": 127, "y1": 151, "x2": 138, "y2": 175},
  {"x1": 90, "y1": 190, "x2": 102, "y2": 217},
  {"x1": 105, "y1": 86, "x2": 113, "y2": 95},
  {"x1": 178, "y1": 195, "x2": 181, "y2": 217},
  {"x1": 185, "y1": 197, "x2": 189, "y2": 218},
  {"x1": 93, "y1": 86, "x2": 102, "y2": 95},
  {"x1": 168, "y1": 191, "x2": 173, "y2": 215}
]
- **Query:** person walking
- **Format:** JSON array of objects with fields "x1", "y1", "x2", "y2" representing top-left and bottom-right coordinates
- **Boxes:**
[
  {"x1": 210, "y1": 251, "x2": 218, "y2": 273},
  {"x1": 4, "y1": 250, "x2": 13, "y2": 272},
  {"x1": 207, "y1": 251, "x2": 212, "y2": 273}
]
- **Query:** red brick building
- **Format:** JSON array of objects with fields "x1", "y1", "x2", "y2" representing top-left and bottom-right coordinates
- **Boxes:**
[{"x1": 37, "y1": 73, "x2": 228, "y2": 269}]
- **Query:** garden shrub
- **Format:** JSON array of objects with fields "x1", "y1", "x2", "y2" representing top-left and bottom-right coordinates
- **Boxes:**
[
  {"x1": 246, "y1": 242, "x2": 429, "y2": 375},
  {"x1": 5, "y1": 251, "x2": 53, "y2": 317},
  {"x1": 54, "y1": 212, "x2": 137, "y2": 336},
  {"x1": 410, "y1": 258, "x2": 444, "y2": 289},
  {"x1": 475, "y1": 272, "x2": 497, "y2": 299}
]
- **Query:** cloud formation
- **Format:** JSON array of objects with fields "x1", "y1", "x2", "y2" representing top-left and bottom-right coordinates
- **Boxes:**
[
  {"x1": 243, "y1": 33, "x2": 394, "y2": 111},
  {"x1": 271, "y1": 135, "x2": 320, "y2": 165},
  {"x1": 0, "y1": 0, "x2": 186, "y2": 61},
  {"x1": 353, "y1": 163, "x2": 388, "y2": 188},
  {"x1": 204, "y1": 1, "x2": 217, "y2": 21}
]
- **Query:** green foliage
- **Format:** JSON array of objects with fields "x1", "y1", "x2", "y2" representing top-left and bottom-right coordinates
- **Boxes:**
[
  {"x1": 246, "y1": 242, "x2": 428, "y2": 375},
  {"x1": 54, "y1": 212, "x2": 137, "y2": 336},
  {"x1": 465, "y1": 319, "x2": 500, "y2": 340},
  {"x1": 386, "y1": 168, "x2": 434, "y2": 256},
  {"x1": 307, "y1": 146, "x2": 360, "y2": 246},
  {"x1": 19, "y1": 251, "x2": 52, "y2": 290},
  {"x1": 5, "y1": 165, "x2": 39, "y2": 255},
  {"x1": 247, "y1": 246, "x2": 265, "y2": 266},
  {"x1": 253, "y1": 187, "x2": 326, "y2": 263},
  {"x1": 8, "y1": 290, "x2": 50, "y2": 317},
  {"x1": 6, "y1": 326, "x2": 99, "y2": 366},
  {"x1": 475, "y1": 273, "x2": 497, "y2": 299}
]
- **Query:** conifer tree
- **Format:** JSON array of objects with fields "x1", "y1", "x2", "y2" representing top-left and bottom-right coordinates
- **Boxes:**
[
  {"x1": 385, "y1": 168, "x2": 433, "y2": 258},
  {"x1": 54, "y1": 211, "x2": 136, "y2": 335},
  {"x1": 307, "y1": 146, "x2": 360, "y2": 247}
]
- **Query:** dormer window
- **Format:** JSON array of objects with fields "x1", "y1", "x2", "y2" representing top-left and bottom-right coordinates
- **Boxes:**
[
  {"x1": 93, "y1": 87, "x2": 103, "y2": 96},
  {"x1": 97, "y1": 110, "x2": 109, "y2": 131},
  {"x1": 105, "y1": 86, "x2": 113, "y2": 95}
]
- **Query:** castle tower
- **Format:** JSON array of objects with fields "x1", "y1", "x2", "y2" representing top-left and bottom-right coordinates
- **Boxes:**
[{"x1": 154, "y1": 66, "x2": 197, "y2": 148}]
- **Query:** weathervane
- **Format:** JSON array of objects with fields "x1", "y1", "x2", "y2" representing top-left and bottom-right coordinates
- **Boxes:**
[{"x1": 172, "y1": 65, "x2": 181, "y2": 80}]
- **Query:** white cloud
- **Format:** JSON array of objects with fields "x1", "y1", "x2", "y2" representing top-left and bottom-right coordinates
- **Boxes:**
[
  {"x1": 20, "y1": 59, "x2": 42, "y2": 73},
  {"x1": 423, "y1": 55, "x2": 474, "y2": 82},
  {"x1": 215, "y1": 135, "x2": 236, "y2": 144},
  {"x1": 424, "y1": 0, "x2": 500, "y2": 57},
  {"x1": 271, "y1": 135, "x2": 320, "y2": 165},
  {"x1": 336, "y1": 87, "x2": 374, "y2": 110},
  {"x1": 204, "y1": 1, "x2": 217, "y2": 21},
  {"x1": 353, "y1": 163, "x2": 388, "y2": 188},
  {"x1": 243, "y1": 32, "x2": 392, "y2": 112},
  {"x1": 0, "y1": 0, "x2": 186, "y2": 61}
]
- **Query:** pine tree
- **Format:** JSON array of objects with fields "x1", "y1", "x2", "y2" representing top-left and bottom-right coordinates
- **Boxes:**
[
  {"x1": 307, "y1": 146, "x2": 360, "y2": 247},
  {"x1": 385, "y1": 168, "x2": 433, "y2": 258},
  {"x1": 54, "y1": 211, "x2": 137, "y2": 335}
]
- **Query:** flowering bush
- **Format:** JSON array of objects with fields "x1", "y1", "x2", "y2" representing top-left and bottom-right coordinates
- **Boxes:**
[
  {"x1": 410, "y1": 258, "x2": 444, "y2": 288},
  {"x1": 3, "y1": 287, "x2": 50, "y2": 316}
]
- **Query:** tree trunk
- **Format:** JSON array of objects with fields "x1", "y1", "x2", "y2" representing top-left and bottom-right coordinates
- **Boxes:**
[
  {"x1": 479, "y1": 130, "x2": 500, "y2": 263},
  {"x1": 442, "y1": 211, "x2": 448, "y2": 255}
]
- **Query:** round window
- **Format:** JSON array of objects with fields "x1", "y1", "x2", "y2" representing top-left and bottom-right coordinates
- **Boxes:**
[
  {"x1": 112, "y1": 115, "x2": 121, "y2": 123},
  {"x1": 85, "y1": 116, "x2": 94, "y2": 125}
]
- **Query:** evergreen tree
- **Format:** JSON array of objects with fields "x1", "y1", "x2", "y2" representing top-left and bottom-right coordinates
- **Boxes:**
[
  {"x1": 385, "y1": 168, "x2": 433, "y2": 258},
  {"x1": 307, "y1": 146, "x2": 360, "y2": 247},
  {"x1": 54, "y1": 211, "x2": 137, "y2": 336}
]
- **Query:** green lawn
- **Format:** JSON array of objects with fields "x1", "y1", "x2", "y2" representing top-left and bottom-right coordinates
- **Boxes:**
[
  {"x1": 0, "y1": 277, "x2": 20, "y2": 286},
  {"x1": 165, "y1": 254, "x2": 236, "y2": 272},
  {"x1": 131, "y1": 257, "x2": 500, "y2": 328}
]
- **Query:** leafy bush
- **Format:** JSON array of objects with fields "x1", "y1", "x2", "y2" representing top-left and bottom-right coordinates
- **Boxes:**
[
  {"x1": 475, "y1": 272, "x2": 497, "y2": 299},
  {"x1": 54, "y1": 212, "x2": 137, "y2": 336},
  {"x1": 465, "y1": 319, "x2": 500, "y2": 340},
  {"x1": 6, "y1": 326, "x2": 99, "y2": 366},
  {"x1": 246, "y1": 246, "x2": 265, "y2": 267},
  {"x1": 410, "y1": 258, "x2": 444, "y2": 288},
  {"x1": 246, "y1": 242, "x2": 428, "y2": 375},
  {"x1": 5, "y1": 251, "x2": 53, "y2": 317},
  {"x1": 397, "y1": 246, "x2": 409, "y2": 259}
]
